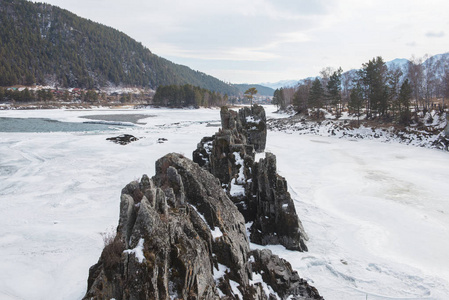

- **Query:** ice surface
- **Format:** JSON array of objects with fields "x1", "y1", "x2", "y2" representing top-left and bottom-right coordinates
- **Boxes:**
[{"x1": 0, "y1": 105, "x2": 448, "y2": 299}]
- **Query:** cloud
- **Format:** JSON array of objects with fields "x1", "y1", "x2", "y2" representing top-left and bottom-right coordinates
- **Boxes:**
[
  {"x1": 426, "y1": 31, "x2": 445, "y2": 38},
  {"x1": 156, "y1": 44, "x2": 279, "y2": 62},
  {"x1": 39, "y1": 0, "x2": 449, "y2": 83}
]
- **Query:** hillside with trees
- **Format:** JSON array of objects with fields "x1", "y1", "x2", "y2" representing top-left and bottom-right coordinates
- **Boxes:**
[
  {"x1": 152, "y1": 84, "x2": 228, "y2": 107},
  {"x1": 0, "y1": 0, "x2": 239, "y2": 95},
  {"x1": 272, "y1": 53, "x2": 449, "y2": 125},
  {"x1": 234, "y1": 84, "x2": 274, "y2": 96}
]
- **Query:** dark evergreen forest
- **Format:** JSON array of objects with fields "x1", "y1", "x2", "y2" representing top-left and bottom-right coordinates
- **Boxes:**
[{"x1": 0, "y1": 0, "x2": 239, "y2": 95}]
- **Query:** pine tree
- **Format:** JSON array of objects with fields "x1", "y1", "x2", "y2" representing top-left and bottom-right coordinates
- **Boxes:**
[
  {"x1": 359, "y1": 57, "x2": 388, "y2": 118},
  {"x1": 327, "y1": 67, "x2": 343, "y2": 116},
  {"x1": 348, "y1": 83, "x2": 364, "y2": 125},
  {"x1": 244, "y1": 87, "x2": 258, "y2": 106},
  {"x1": 309, "y1": 78, "x2": 324, "y2": 118},
  {"x1": 398, "y1": 79, "x2": 412, "y2": 125},
  {"x1": 272, "y1": 88, "x2": 285, "y2": 110},
  {"x1": 292, "y1": 82, "x2": 311, "y2": 113}
]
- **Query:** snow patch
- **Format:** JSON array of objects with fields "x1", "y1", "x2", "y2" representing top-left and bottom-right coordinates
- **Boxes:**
[
  {"x1": 189, "y1": 203, "x2": 223, "y2": 238},
  {"x1": 123, "y1": 238, "x2": 145, "y2": 263}
]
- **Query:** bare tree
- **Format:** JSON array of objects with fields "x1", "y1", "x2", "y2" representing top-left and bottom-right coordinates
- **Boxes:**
[
  {"x1": 341, "y1": 70, "x2": 356, "y2": 111},
  {"x1": 443, "y1": 63, "x2": 449, "y2": 111},
  {"x1": 407, "y1": 55, "x2": 424, "y2": 111},
  {"x1": 423, "y1": 54, "x2": 437, "y2": 110},
  {"x1": 282, "y1": 86, "x2": 296, "y2": 107},
  {"x1": 320, "y1": 67, "x2": 335, "y2": 110}
]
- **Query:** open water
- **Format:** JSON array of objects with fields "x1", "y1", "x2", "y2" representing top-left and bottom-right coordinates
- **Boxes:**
[{"x1": 0, "y1": 117, "x2": 121, "y2": 132}]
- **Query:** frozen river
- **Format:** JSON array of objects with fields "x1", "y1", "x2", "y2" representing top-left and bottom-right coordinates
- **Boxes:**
[{"x1": 0, "y1": 106, "x2": 448, "y2": 299}]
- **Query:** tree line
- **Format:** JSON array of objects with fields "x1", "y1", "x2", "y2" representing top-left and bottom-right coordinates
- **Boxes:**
[
  {"x1": 0, "y1": 87, "x2": 102, "y2": 103},
  {"x1": 152, "y1": 84, "x2": 229, "y2": 107},
  {"x1": 273, "y1": 55, "x2": 449, "y2": 125}
]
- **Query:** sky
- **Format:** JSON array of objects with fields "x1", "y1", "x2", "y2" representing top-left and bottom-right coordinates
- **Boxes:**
[{"x1": 37, "y1": 0, "x2": 449, "y2": 84}]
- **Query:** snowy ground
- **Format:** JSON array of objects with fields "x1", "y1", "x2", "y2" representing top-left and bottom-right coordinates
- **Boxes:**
[{"x1": 0, "y1": 106, "x2": 448, "y2": 299}]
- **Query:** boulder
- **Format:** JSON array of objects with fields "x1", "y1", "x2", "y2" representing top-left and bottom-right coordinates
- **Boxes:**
[{"x1": 106, "y1": 134, "x2": 139, "y2": 145}]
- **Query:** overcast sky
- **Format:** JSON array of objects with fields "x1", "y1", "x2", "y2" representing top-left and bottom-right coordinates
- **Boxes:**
[{"x1": 38, "y1": 0, "x2": 449, "y2": 84}]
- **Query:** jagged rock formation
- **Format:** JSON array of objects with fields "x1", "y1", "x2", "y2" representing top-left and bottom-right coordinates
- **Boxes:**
[
  {"x1": 84, "y1": 153, "x2": 322, "y2": 300},
  {"x1": 193, "y1": 105, "x2": 308, "y2": 251}
]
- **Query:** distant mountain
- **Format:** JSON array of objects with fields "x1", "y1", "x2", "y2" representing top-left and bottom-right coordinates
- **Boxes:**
[
  {"x1": 0, "y1": 0, "x2": 239, "y2": 95},
  {"x1": 258, "y1": 79, "x2": 300, "y2": 90},
  {"x1": 385, "y1": 58, "x2": 409, "y2": 69},
  {"x1": 259, "y1": 54, "x2": 449, "y2": 89},
  {"x1": 233, "y1": 84, "x2": 275, "y2": 96}
]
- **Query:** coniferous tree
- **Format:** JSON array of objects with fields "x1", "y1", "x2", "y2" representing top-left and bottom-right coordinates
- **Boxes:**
[
  {"x1": 272, "y1": 88, "x2": 286, "y2": 110},
  {"x1": 359, "y1": 57, "x2": 388, "y2": 118},
  {"x1": 244, "y1": 87, "x2": 258, "y2": 106},
  {"x1": 309, "y1": 78, "x2": 324, "y2": 119},
  {"x1": 348, "y1": 83, "x2": 364, "y2": 125},
  {"x1": 387, "y1": 65, "x2": 404, "y2": 119},
  {"x1": 398, "y1": 79, "x2": 412, "y2": 125},
  {"x1": 292, "y1": 81, "x2": 311, "y2": 113},
  {"x1": 327, "y1": 67, "x2": 343, "y2": 116}
]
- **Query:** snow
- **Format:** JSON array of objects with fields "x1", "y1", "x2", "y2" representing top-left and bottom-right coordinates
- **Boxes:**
[
  {"x1": 229, "y1": 178, "x2": 245, "y2": 197},
  {"x1": 213, "y1": 263, "x2": 229, "y2": 280},
  {"x1": 253, "y1": 130, "x2": 449, "y2": 299},
  {"x1": 250, "y1": 272, "x2": 280, "y2": 299},
  {"x1": 123, "y1": 238, "x2": 145, "y2": 263},
  {"x1": 229, "y1": 279, "x2": 243, "y2": 299},
  {"x1": 189, "y1": 202, "x2": 223, "y2": 239},
  {"x1": 229, "y1": 151, "x2": 246, "y2": 197},
  {"x1": 0, "y1": 105, "x2": 448, "y2": 299},
  {"x1": 233, "y1": 151, "x2": 245, "y2": 184}
]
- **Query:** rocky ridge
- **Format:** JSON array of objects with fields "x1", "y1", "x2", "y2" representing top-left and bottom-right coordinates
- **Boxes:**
[
  {"x1": 84, "y1": 105, "x2": 320, "y2": 299},
  {"x1": 84, "y1": 153, "x2": 321, "y2": 299},
  {"x1": 193, "y1": 105, "x2": 308, "y2": 251}
]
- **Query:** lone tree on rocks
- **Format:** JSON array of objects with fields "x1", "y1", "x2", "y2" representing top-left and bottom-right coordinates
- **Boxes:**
[{"x1": 244, "y1": 87, "x2": 258, "y2": 106}]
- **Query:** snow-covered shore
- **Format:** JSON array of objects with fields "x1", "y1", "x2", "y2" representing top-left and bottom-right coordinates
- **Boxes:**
[{"x1": 268, "y1": 111, "x2": 449, "y2": 151}]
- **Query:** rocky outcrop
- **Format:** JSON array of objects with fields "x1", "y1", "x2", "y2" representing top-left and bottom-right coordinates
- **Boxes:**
[
  {"x1": 106, "y1": 134, "x2": 139, "y2": 145},
  {"x1": 84, "y1": 153, "x2": 322, "y2": 300},
  {"x1": 193, "y1": 105, "x2": 308, "y2": 251},
  {"x1": 250, "y1": 249, "x2": 322, "y2": 299},
  {"x1": 250, "y1": 153, "x2": 308, "y2": 251}
]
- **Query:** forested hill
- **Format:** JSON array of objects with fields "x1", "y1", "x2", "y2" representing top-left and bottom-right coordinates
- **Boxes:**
[
  {"x1": 0, "y1": 0, "x2": 239, "y2": 95},
  {"x1": 234, "y1": 84, "x2": 275, "y2": 97}
]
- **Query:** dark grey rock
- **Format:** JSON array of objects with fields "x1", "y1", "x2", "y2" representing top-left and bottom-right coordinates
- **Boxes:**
[
  {"x1": 84, "y1": 153, "x2": 321, "y2": 300},
  {"x1": 250, "y1": 153, "x2": 308, "y2": 251},
  {"x1": 106, "y1": 134, "x2": 139, "y2": 145},
  {"x1": 250, "y1": 249, "x2": 323, "y2": 300},
  {"x1": 193, "y1": 105, "x2": 308, "y2": 252}
]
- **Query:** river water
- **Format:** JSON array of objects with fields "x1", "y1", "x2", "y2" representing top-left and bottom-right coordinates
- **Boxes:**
[{"x1": 0, "y1": 117, "x2": 124, "y2": 132}]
